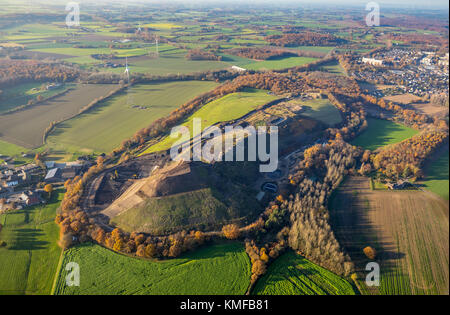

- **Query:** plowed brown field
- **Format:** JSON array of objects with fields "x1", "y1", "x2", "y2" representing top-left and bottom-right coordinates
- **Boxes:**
[{"x1": 330, "y1": 176, "x2": 449, "y2": 295}]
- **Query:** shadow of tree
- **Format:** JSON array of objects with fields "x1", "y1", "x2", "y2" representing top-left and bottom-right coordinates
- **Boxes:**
[{"x1": 8, "y1": 228, "x2": 48, "y2": 250}]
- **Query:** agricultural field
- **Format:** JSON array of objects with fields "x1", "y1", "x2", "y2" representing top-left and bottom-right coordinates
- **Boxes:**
[
  {"x1": 144, "y1": 88, "x2": 281, "y2": 153},
  {"x1": 53, "y1": 242, "x2": 251, "y2": 295},
  {"x1": 0, "y1": 82, "x2": 72, "y2": 114},
  {"x1": 0, "y1": 84, "x2": 118, "y2": 148},
  {"x1": 0, "y1": 140, "x2": 29, "y2": 158},
  {"x1": 0, "y1": 191, "x2": 64, "y2": 295},
  {"x1": 293, "y1": 46, "x2": 335, "y2": 54},
  {"x1": 330, "y1": 177, "x2": 449, "y2": 295},
  {"x1": 1, "y1": 23, "x2": 78, "y2": 41},
  {"x1": 242, "y1": 56, "x2": 317, "y2": 71},
  {"x1": 351, "y1": 118, "x2": 418, "y2": 151},
  {"x1": 421, "y1": 148, "x2": 449, "y2": 200},
  {"x1": 0, "y1": 0, "x2": 448, "y2": 299},
  {"x1": 110, "y1": 54, "x2": 231, "y2": 75},
  {"x1": 46, "y1": 81, "x2": 219, "y2": 154},
  {"x1": 252, "y1": 251, "x2": 357, "y2": 295}
]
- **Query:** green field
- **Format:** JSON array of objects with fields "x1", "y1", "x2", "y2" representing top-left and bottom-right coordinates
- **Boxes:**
[
  {"x1": 108, "y1": 54, "x2": 230, "y2": 75},
  {"x1": 0, "y1": 140, "x2": 29, "y2": 157},
  {"x1": 46, "y1": 81, "x2": 218, "y2": 154},
  {"x1": 293, "y1": 46, "x2": 335, "y2": 53},
  {"x1": 422, "y1": 148, "x2": 449, "y2": 200},
  {"x1": 0, "y1": 82, "x2": 71, "y2": 114},
  {"x1": 298, "y1": 98, "x2": 343, "y2": 126},
  {"x1": 53, "y1": 242, "x2": 251, "y2": 295},
  {"x1": 317, "y1": 60, "x2": 347, "y2": 76},
  {"x1": 242, "y1": 56, "x2": 317, "y2": 71},
  {"x1": 0, "y1": 191, "x2": 63, "y2": 295},
  {"x1": 144, "y1": 88, "x2": 280, "y2": 153},
  {"x1": 0, "y1": 84, "x2": 117, "y2": 148},
  {"x1": 2, "y1": 23, "x2": 78, "y2": 40},
  {"x1": 351, "y1": 118, "x2": 418, "y2": 151},
  {"x1": 252, "y1": 251, "x2": 357, "y2": 295}
]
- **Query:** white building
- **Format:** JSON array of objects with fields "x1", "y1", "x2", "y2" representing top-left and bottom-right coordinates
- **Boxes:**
[
  {"x1": 362, "y1": 57, "x2": 383, "y2": 66},
  {"x1": 231, "y1": 65, "x2": 246, "y2": 72}
]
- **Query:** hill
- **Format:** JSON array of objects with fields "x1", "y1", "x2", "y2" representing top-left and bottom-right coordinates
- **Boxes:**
[{"x1": 105, "y1": 161, "x2": 262, "y2": 235}]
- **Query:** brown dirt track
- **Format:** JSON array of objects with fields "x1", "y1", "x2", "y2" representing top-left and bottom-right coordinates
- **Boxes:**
[{"x1": 330, "y1": 176, "x2": 449, "y2": 295}]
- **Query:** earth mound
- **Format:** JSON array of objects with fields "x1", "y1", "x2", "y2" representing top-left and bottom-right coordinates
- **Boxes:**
[{"x1": 102, "y1": 161, "x2": 261, "y2": 235}]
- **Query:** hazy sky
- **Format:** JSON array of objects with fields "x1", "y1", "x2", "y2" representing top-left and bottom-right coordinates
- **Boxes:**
[
  {"x1": 130, "y1": 0, "x2": 449, "y2": 9},
  {"x1": 33, "y1": 0, "x2": 450, "y2": 10}
]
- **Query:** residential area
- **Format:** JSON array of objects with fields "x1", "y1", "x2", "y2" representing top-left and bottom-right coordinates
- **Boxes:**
[
  {"x1": 353, "y1": 49, "x2": 449, "y2": 98},
  {"x1": 0, "y1": 155, "x2": 90, "y2": 212}
]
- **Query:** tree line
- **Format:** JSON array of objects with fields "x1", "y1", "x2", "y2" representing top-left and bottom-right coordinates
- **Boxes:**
[
  {"x1": 0, "y1": 60, "x2": 79, "y2": 86},
  {"x1": 265, "y1": 32, "x2": 347, "y2": 47}
]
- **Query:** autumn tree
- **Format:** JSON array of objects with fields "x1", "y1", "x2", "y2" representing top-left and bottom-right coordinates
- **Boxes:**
[
  {"x1": 252, "y1": 259, "x2": 267, "y2": 277},
  {"x1": 113, "y1": 238, "x2": 124, "y2": 252},
  {"x1": 222, "y1": 224, "x2": 240, "y2": 239},
  {"x1": 59, "y1": 233, "x2": 74, "y2": 249},
  {"x1": 136, "y1": 244, "x2": 146, "y2": 257},
  {"x1": 145, "y1": 244, "x2": 157, "y2": 257},
  {"x1": 260, "y1": 248, "x2": 269, "y2": 263},
  {"x1": 363, "y1": 246, "x2": 377, "y2": 260},
  {"x1": 44, "y1": 184, "x2": 53, "y2": 198}
]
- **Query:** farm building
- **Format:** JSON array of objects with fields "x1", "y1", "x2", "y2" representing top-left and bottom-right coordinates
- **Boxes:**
[
  {"x1": 231, "y1": 65, "x2": 246, "y2": 72},
  {"x1": 20, "y1": 191, "x2": 41, "y2": 206},
  {"x1": 386, "y1": 180, "x2": 413, "y2": 190},
  {"x1": 44, "y1": 168, "x2": 61, "y2": 182}
]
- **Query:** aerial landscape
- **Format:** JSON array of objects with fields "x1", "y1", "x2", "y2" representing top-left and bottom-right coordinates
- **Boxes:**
[{"x1": 0, "y1": 0, "x2": 448, "y2": 302}]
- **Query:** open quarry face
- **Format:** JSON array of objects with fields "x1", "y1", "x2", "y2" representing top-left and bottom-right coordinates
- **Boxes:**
[
  {"x1": 101, "y1": 161, "x2": 209, "y2": 218},
  {"x1": 96, "y1": 159, "x2": 262, "y2": 235}
]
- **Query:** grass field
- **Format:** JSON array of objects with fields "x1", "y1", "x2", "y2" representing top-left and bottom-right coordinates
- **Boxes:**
[
  {"x1": 252, "y1": 251, "x2": 357, "y2": 295},
  {"x1": 46, "y1": 81, "x2": 218, "y2": 154},
  {"x1": 317, "y1": 60, "x2": 347, "y2": 76},
  {"x1": 53, "y1": 242, "x2": 251, "y2": 295},
  {"x1": 0, "y1": 140, "x2": 29, "y2": 157},
  {"x1": 0, "y1": 84, "x2": 118, "y2": 148},
  {"x1": 351, "y1": 118, "x2": 418, "y2": 151},
  {"x1": 421, "y1": 148, "x2": 449, "y2": 200},
  {"x1": 242, "y1": 56, "x2": 317, "y2": 71},
  {"x1": 0, "y1": 82, "x2": 71, "y2": 114},
  {"x1": 330, "y1": 176, "x2": 449, "y2": 295},
  {"x1": 144, "y1": 88, "x2": 280, "y2": 153},
  {"x1": 0, "y1": 191, "x2": 63, "y2": 295},
  {"x1": 292, "y1": 46, "x2": 335, "y2": 53},
  {"x1": 108, "y1": 54, "x2": 230, "y2": 75},
  {"x1": 297, "y1": 98, "x2": 343, "y2": 126},
  {"x1": 2, "y1": 23, "x2": 77, "y2": 40}
]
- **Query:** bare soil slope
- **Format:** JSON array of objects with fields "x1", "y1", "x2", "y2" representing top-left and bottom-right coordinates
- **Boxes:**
[{"x1": 103, "y1": 161, "x2": 262, "y2": 235}]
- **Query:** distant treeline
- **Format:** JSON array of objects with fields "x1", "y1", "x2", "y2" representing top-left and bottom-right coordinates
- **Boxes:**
[{"x1": 265, "y1": 32, "x2": 347, "y2": 47}]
